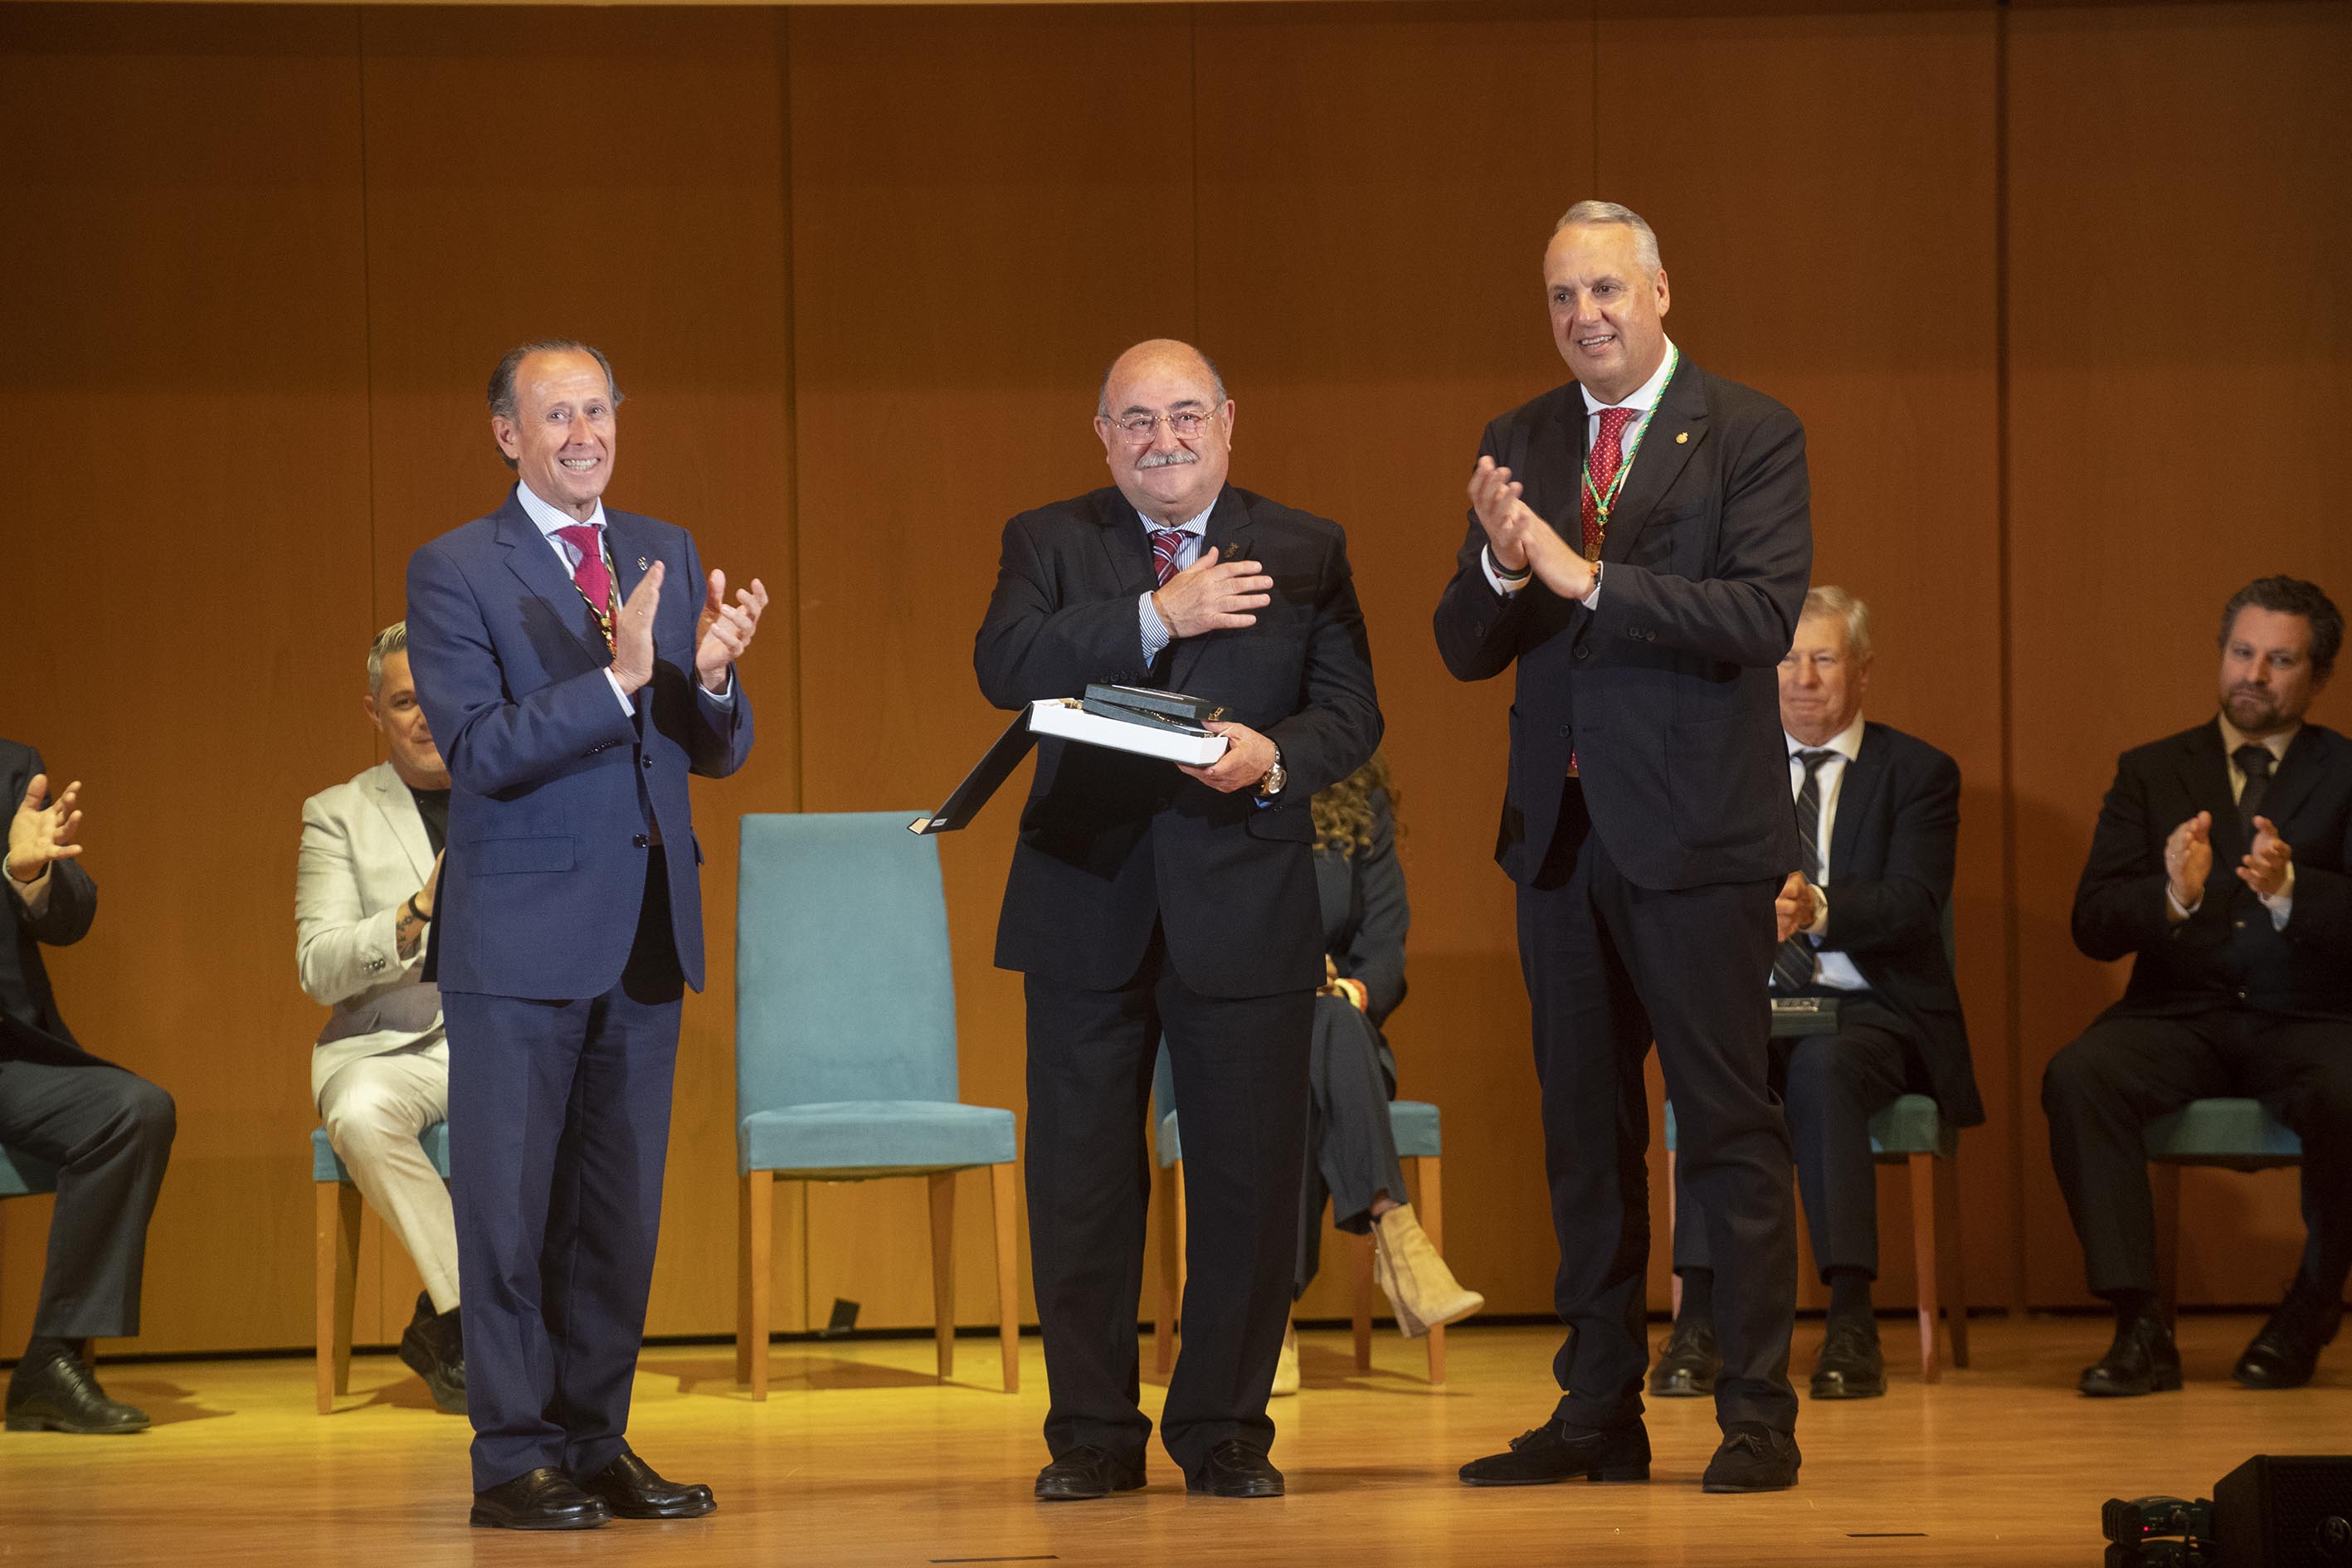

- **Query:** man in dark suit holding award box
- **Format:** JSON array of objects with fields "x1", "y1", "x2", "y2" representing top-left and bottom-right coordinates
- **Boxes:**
[
  {"x1": 1435, "y1": 202, "x2": 1813, "y2": 1493},
  {"x1": 975, "y1": 338, "x2": 1381, "y2": 1502}
]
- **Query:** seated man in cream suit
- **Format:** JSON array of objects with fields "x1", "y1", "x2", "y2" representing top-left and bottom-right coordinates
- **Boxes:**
[{"x1": 296, "y1": 621, "x2": 464, "y2": 1412}]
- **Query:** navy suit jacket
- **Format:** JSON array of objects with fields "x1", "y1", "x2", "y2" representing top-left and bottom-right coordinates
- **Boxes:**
[
  {"x1": 2072, "y1": 718, "x2": 2352, "y2": 1021},
  {"x1": 1814, "y1": 722, "x2": 1984, "y2": 1127},
  {"x1": 976, "y1": 483, "x2": 1382, "y2": 1000},
  {"x1": 1432, "y1": 359, "x2": 1812, "y2": 891},
  {"x1": 0, "y1": 738, "x2": 104, "y2": 1067},
  {"x1": 404, "y1": 488, "x2": 753, "y2": 1000}
]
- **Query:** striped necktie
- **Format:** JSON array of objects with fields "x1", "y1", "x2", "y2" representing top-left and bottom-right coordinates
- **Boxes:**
[
  {"x1": 1149, "y1": 528, "x2": 1187, "y2": 587},
  {"x1": 1771, "y1": 749, "x2": 1839, "y2": 991}
]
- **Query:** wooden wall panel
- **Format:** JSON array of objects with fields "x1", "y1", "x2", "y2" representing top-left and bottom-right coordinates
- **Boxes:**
[
  {"x1": 356, "y1": 3, "x2": 800, "y2": 1337},
  {"x1": 0, "y1": 4, "x2": 374, "y2": 1354},
  {"x1": 1192, "y1": 0, "x2": 1593, "y2": 1324},
  {"x1": 786, "y1": 3, "x2": 1196, "y2": 1332},
  {"x1": 2006, "y1": 2, "x2": 2352, "y2": 1307},
  {"x1": 1597, "y1": 7, "x2": 2008, "y2": 1312}
]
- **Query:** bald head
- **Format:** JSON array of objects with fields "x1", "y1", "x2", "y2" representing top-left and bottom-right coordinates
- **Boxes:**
[{"x1": 1093, "y1": 338, "x2": 1235, "y2": 526}]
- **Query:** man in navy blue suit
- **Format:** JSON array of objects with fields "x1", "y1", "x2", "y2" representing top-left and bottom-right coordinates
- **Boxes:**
[{"x1": 405, "y1": 339, "x2": 762, "y2": 1531}]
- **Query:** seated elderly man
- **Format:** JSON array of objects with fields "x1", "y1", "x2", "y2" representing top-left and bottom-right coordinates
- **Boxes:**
[
  {"x1": 2, "y1": 747, "x2": 176, "y2": 1434},
  {"x1": 2046, "y1": 575, "x2": 2350, "y2": 1395},
  {"x1": 297, "y1": 621, "x2": 464, "y2": 1412},
  {"x1": 1653, "y1": 587, "x2": 1983, "y2": 1402}
]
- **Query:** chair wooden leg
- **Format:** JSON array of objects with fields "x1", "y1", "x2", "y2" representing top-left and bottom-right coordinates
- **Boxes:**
[
  {"x1": 738, "y1": 1171, "x2": 773, "y2": 1400},
  {"x1": 990, "y1": 1162, "x2": 1020, "y2": 1394},
  {"x1": 929, "y1": 1171, "x2": 957, "y2": 1383},
  {"x1": 1667, "y1": 1148, "x2": 1682, "y2": 1319},
  {"x1": 1934, "y1": 1152, "x2": 1970, "y2": 1369},
  {"x1": 1351, "y1": 1230, "x2": 1375, "y2": 1372},
  {"x1": 1418, "y1": 1157, "x2": 1447, "y2": 1388},
  {"x1": 1172, "y1": 1158, "x2": 1189, "y2": 1366},
  {"x1": 1154, "y1": 1160, "x2": 1179, "y2": 1376},
  {"x1": 2150, "y1": 1161, "x2": 2183, "y2": 1320},
  {"x1": 1908, "y1": 1153, "x2": 1941, "y2": 1385},
  {"x1": 314, "y1": 1179, "x2": 360, "y2": 1415}
]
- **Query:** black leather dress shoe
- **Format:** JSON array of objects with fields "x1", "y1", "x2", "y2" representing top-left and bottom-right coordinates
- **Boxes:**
[
  {"x1": 1186, "y1": 1439, "x2": 1283, "y2": 1498},
  {"x1": 1702, "y1": 1424, "x2": 1801, "y2": 1493},
  {"x1": 397, "y1": 1292, "x2": 466, "y2": 1415},
  {"x1": 1648, "y1": 1319, "x2": 1721, "y2": 1398},
  {"x1": 575, "y1": 1452, "x2": 715, "y2": 1519},
  {"x1": 470, "y1": 1467, "x2": 610, "y2": 1531},
  {"x1": 2233, "y1": 1277, "x2": 2345, "y2": 1390},
  {"x1": 1809, "y1": 1320, "x2": 1887, "y2": 1400},
  {"x1": 4, "y1": 1348, "x2": 150, "y2": 1434},
  {"x1": 1458, "y1": 1419, "x2": 1650, "y2": 1487},
  {"x1": 2080, "y1": 1309, "x2": 2182, "y2": 1397},
  {"x1": 1035, "y1": 1445, "x2": 1146, "y2": 1501}
]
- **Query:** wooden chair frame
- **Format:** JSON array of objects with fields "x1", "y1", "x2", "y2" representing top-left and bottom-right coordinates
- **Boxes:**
[
  {"x1": 736, "y1": 1164, "x2": 1021, "y2": 1399},
  {"x1": 1154, "y1": 1152, "x2": 1449, "y2": 1387}
]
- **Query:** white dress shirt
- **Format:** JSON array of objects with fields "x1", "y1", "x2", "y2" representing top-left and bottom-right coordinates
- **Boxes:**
[
  {"x1": 1483, "y1": 335, "x2": 1680, "y2": 605},
  {"x1": 1780, "y1": 713, "x2": 1869, "y2": 992},
  {"x1": 2166, "y1": 713, "x2": 2295, "y2": 928},
  {"x1": 514, "y1": 482, "x2": 733, "y2": 713}
]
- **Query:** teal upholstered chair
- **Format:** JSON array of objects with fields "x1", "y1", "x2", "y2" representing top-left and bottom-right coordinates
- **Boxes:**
[
  {"x1": 2142, "y1": 1098, "x2": 2302, "y2": 1314},
  {"x1": 1147, "y1": 1046, "x2": 1453, "y2": 1386},
  {"x1": 733, "y1": 813, "x2": 1020, "y2": 1397},
  {"x1": 1663, "y1": 907, "x2": 1970, "y2": 1382},
  {"x1": 311, "y1": 1122, "x2": 449, "y2": 1413}
]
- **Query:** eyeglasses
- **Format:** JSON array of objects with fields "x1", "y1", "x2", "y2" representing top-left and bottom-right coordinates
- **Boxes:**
[{"x1": 1108, "y1": 409, "x2": 1215, "y2": 441}]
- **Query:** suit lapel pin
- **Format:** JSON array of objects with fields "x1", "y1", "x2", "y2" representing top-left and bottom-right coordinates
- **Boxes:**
[
  {"x1": 1675, "y1": 431, "x2": 1688, "y2": 444},
  {"x1": 637, "y1": 557, "x2": 649, "y2": 569}
]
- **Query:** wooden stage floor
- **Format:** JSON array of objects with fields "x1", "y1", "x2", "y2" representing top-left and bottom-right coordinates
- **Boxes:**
[{"x1": 2, "y1": 1317, "x2": 2342, "y2": 1566}]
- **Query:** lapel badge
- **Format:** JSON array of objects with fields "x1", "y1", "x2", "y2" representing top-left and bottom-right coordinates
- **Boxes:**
[
  {"x1": 1675, "y1": 431, "x2": 1688, "y2": 444},
  {"x1": 637, "y1": 556, "x2": 649, "y2": 569}
]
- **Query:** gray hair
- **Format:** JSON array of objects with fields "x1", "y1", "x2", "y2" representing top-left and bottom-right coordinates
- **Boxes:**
[
  {"x1": 1554, "y1": 200, "x2": 1664, "y2": 275},
  {"x1": 1096, "y1": 343, "x2": 1230, "y2": 419},
  {"x1": 487, "y1": 339, "x2": 625, "y2": 471},
  {"x1": 367, "y1": 621, "x2": 407, "y2": 699},
  {"x1": 1800, "y1": 586, "x2": 1873, "y2": 663}
]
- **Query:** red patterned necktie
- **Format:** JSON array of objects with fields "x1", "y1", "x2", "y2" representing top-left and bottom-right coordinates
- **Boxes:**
[
  {"x1": 553, "y1": 523, "x2": 613, "y2": 616},
  {"x1": 1149, "y1": 528, "x2": 1187, "y2": 587},
  {"x1": 1580, "y1": 407, "x2": 1641, "y2": 558}
]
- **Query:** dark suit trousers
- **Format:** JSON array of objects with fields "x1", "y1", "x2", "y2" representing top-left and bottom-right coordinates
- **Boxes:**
[
  {"x1": 1673, "y1": 996, "x2": 1914, "y2": 1280},
  {"x1": 1519, "y1": 786, "x2": 1798, "y2": 1434},
  {"x1": 2043, "y1": 1006, "x2": 2352, "y2": 1299},
  {"x1": 0, "y1": 1054, "x2": 174, "y2": 1340},
  {"x1": 446, "y1": 854, "x2": 684, "y2": 1493},
  {"x1": 1024, "y1": 937, "x2": 1312, "y2": 1477}
]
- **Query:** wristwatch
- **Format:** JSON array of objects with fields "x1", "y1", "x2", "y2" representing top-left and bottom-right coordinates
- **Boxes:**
[{"x1": 1258, "y1": 747, "x2": 1288, "y2": 799}]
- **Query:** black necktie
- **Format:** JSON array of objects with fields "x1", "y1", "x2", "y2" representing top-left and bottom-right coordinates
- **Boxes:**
[
  {"x1": 1771, "y1": 749, "x2": 1838, "y2": 991},
  {"x1": 2233, "y1": 744, "x2": 2273, "y2": 830}
]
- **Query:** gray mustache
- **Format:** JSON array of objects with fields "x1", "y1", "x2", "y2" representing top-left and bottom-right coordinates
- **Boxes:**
[{"x1": 1137, "y1": 450, "x2": 1199, "y2": 470}]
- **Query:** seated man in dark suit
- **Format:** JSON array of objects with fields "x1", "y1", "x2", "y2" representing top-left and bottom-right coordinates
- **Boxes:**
[
  {"x1": 2046, "y1": 575, "x2": 2350, "y2": 1395},
  {"x1": 1653, "y1": 587, "x2": 1982, "y2": 1402},
  {"x1": 1, "y1": 744, "x2": 175, "y2": 1434}
]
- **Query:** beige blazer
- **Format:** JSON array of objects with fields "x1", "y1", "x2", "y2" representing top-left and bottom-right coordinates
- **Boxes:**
[{"x1": 297, "y1": 761, "x2": 445, "y2": 1105}]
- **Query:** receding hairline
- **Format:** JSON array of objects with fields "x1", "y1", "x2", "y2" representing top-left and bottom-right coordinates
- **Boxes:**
[{"x1": 1096, "y1": 339, "x2": 1230, "y2": 418}]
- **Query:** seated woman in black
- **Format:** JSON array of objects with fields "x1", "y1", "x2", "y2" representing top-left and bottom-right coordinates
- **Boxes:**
[{"x1": 1277, "y1": 754, "x2": 1481, "y2": 1392}]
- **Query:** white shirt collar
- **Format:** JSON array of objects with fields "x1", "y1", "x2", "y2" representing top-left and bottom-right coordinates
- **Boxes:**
[
  {"x1": 1787, "y1": 712, "x2": 1866, "y2": 763},
  {"x1": 1581, "y1": 335, "x2": 1679, "y2": 416},
  {"x1": 514, "y1": 480, "x2": 607, "y2": 543},
  {"x1": 1135, "y1": 499, "x2": 1217, "y2": 537},
  {"x1": 2217, "y1": 711, "x2": 2296, "y2": 764}
]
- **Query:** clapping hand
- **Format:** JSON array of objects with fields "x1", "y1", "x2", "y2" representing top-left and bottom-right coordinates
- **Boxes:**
[
  {"x1": 2164, "y1": 811, "x2": 2213, "y2": 909},
  {"x1": 2239, "y1": 815, "x2": 2292, "y2": 898},
  {"x1": 1467, "y1": 457, "x2": 1594, "y2": 601},
  {"x1": 7, "y1": 773, "x2": 84, "y2": 886},
  {"x1": 695, "y1": 569, "x2": 767, "y2": 694},
  {"x1": 1775, "y1": 871, "x2": 1817, "y2": 942},
  {"x1": 609, "y1": 561, "x2": 665, "y2": 694}
]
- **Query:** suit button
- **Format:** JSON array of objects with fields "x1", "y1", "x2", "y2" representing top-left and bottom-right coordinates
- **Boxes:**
[
  {"x1": 2235, "y1": 989, "x2": 2248, "y2": 1003},
  {"x1": 641, "y1": 756, "x2": 655, "y2": 770},
  {"x1": 1558, "y1": 726, "x2": 1571, "y2": 740},
  {"x1": 632, "y1": 834, "x2": 650, "y2": 848},
  {"x1": 1573, "y1": 645, "x2": 1590, "y2": 662},
  {"x1": 2233, "y1": 918, "x2": 2246, "y2": 929}
]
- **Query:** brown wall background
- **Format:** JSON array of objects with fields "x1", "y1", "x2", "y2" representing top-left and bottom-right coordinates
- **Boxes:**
[{"x1": 1, "y1": 0, "x2": 2345, "y2": 1358}]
